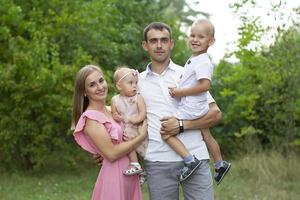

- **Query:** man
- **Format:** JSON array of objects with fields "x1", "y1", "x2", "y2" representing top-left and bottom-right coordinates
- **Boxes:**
[{"x1": 138, "y1": 22, "x2": 221, "y2": 200}]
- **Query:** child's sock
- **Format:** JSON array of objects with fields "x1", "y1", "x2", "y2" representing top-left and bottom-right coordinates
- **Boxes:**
[
  {"x1": 214, "y1": 160, "x2": 223, "y2": 169},
  {"x1": 130, "y1": 162, "x2": 141, "y2": 168},
  {"x1": 183, "y1": 154, "x2": 194, "y2": 164}
]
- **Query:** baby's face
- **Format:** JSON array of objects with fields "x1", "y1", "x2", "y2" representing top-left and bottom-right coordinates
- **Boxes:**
[{"x1": 118, "y1": 73, "x2": 139, "y2": 97}]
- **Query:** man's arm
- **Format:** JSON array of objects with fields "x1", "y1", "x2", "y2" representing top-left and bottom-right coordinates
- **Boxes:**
[{"x1": 160, "y1": 102, "x2": 222, "y2": 136}]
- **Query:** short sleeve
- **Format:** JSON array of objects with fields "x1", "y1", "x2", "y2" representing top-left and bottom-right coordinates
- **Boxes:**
[
  {"x1": 73, "y1": 110, "x2": 119, "y2": 154},
  {"x1": 195, "y1": 62, "x2": 214, "y2": 81}
]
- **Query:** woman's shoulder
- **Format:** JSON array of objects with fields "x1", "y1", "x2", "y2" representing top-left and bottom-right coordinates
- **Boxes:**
[
  {"x1": 74, "y1": 109, "x2": 113, "y2": 135},
  {"x1": 82, "y1": 110, "x2": 111, "y2": 123}
]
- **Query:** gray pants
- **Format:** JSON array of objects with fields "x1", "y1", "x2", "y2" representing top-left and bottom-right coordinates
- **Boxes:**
[{"x1": 145, "y1": 159, "x2": 214, "y2": 200}]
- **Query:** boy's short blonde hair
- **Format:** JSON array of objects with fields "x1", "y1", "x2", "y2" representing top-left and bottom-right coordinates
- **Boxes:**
[{"x1": 192, "y1": 19, "x2": 215, "y2": 37}]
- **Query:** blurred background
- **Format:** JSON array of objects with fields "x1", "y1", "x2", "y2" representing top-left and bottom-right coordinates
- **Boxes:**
[{"x1": 0, "y1": 0, "x2": 299, "y2": 199}]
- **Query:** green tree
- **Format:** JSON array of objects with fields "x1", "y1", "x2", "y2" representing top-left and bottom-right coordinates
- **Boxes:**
[
  {"x1": 212, "y1": 0, "x2": 300, "y2": 154},
  {"x1": 0, "y1": 0, "x2": 199, "y2": 169}
]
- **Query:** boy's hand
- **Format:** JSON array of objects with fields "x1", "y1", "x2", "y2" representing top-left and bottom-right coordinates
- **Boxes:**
[{"x1": 168, "y1": 87, "x2": 184, "y2": 98}]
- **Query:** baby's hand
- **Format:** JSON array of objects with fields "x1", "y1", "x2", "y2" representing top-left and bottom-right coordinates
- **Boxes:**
[
  {"x1": 127, "y1": 115, "x2": 139, "y2": 125},
  {"x1": 113, "y1": 112, "x2": 123, "y2": 122}
]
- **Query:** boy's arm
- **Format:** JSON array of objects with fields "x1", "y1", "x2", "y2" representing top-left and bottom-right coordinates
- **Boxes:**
[
  {"x1": 160, "y1": 102, "x2": 222, "y2": 136},
  {"x1": 169, "y1": 79, "x2": 211, "y2": 98},
  {"x1": 128, "y1": 95, "x2": 146, "y2": 124}
]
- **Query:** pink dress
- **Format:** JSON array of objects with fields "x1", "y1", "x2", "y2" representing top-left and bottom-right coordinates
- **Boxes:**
[
  {"x1": 112, "y1": 94, "x2": 148, "y2": 157},
  {"x1": 73, "y1": 110, "x2": 143, "y2": 200}
]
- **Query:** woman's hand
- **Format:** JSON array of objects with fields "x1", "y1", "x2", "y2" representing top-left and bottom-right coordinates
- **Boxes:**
[
  {"x1": 138, "y1": 119, "x2": 148, "y2": 139},
  {"x1": 93, "y1": 154, "x2": 103, "y2": 166}
]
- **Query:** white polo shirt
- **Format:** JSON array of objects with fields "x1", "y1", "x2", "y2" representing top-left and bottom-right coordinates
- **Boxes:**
[
  {"x1": 139, "y1": 60, "x2": 213, "y2": 162},
  {"x1": 176, "y1": 53, "x2": 214, "y2": 120}
]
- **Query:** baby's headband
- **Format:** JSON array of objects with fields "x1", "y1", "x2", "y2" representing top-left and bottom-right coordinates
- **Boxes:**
[{"x1": 117, "y1": 69, "x2": 139, "y2": 84}]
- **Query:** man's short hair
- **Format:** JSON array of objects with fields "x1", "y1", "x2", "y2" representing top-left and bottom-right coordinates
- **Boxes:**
[{"x1": 143, "y1": 22, "x2": 172, "y2": 41}]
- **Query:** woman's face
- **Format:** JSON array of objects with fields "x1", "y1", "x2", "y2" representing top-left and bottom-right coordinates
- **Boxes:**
[{"x1": 85, "y1": 70, "x2": 108, "y2": 102}]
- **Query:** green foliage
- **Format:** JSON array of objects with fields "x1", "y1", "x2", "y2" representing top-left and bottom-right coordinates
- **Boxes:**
[
  {"x1": 212, "y1": 0, "x2": 300, "y2": 154},
  {"x1": 0, "y1": 0, "x2": 194, "y2": 169}
]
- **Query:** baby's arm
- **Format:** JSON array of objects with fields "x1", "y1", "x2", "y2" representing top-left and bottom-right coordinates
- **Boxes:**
[
  {"x1": 128, "y1": 95, "x2": 146, "y2": 125},
  {"x1": 169, "y1": 79, "x2": 211, "y2": 98},
  {"x1": 111, "y1": 97, "x2": 123, "y2": 122}
]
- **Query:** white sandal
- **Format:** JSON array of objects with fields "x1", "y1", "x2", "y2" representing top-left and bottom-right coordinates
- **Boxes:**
[
  {"x1": 123, "y1": 165, "x2": 143, "y2": 176},
  {"x1": 139, "y1": 171, "x2": 147, "y2": 185}
]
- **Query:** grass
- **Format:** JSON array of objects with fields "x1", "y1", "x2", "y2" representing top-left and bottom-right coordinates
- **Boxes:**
[
  {"x1": 1, "y1": 151, "x2": 299, "y2": 200},
  {"x1": 214, "y1": 151, "x2": 300, "y2": 200}
]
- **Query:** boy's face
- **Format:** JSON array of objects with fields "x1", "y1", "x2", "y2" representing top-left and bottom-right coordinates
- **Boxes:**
[
  {"x1": 142, "y1": 28, "x2": 174, "y2": 64},
  {"x1": 188, "y1": 22, "x2": 215, "y2": 56}
]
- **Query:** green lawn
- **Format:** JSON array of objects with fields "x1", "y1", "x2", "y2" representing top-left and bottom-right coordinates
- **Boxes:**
[{"x1": 1, "y1": 151, "x2": 299, "y2": 200}]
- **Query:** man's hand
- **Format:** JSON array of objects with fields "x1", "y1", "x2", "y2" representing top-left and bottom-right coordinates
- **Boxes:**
[
  {"x1": 93, "y1": 154, "x2": 103, "y2": 166},
  {"x1": 160, "y1": 116, "x2": 180, "y2": 137}
]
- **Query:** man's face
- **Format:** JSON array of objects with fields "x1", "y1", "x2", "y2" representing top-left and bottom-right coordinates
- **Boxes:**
[{"x1": 142, "y1": 29, "x2": 174, "y2": 64}]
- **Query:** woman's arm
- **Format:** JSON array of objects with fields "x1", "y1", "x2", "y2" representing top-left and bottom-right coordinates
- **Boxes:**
[
  {"x1": 85, "y1": 119, "x2": 147, "y2": 162},
  {"x1": 160, "y1": 102, "x2": 222, "y2": 136}
]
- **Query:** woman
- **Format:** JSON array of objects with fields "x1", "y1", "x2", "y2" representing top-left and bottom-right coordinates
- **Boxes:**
[{"x1": 71, "y1": 65, "x2": 146, "y2": 200}]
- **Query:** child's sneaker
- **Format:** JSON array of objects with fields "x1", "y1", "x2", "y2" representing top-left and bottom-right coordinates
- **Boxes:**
[
  {"x1": 123, "y1": 164, "x2": 143, "y2": 176},
  {"x1": 214, "y1": 161, "x2": 231, "y2": 185},
  {"x1": 178, "y1": 156, "x2": 201, "y2": 182}
]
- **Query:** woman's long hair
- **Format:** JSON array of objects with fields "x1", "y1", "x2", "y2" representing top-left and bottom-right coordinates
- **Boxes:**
[{"x1": 71, "y1": 65, "x2": 103, "y2": 129}]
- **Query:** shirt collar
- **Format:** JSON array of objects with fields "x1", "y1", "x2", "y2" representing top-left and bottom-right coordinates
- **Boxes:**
[
  {"x1": 188, "y1": 53, "x2": 208, "y2": 63},
  {"x1": 145, "y1": 60, "x2": 177, "y2": 76}
]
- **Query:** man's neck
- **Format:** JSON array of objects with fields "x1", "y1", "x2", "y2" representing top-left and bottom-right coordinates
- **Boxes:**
[{"x1": 150, "y1": 59, "x2": 170, "y2": 75}]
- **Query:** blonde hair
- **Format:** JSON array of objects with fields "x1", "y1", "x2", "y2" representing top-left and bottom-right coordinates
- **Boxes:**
[
  {"x1": 192, "y1": 19, "x2": 215, "y2": 37},
  {"x1": 71, "y1": 65, "x2": 103, "y2": 129},
  {"x1": 113, "y1": 66, "x2": 132, "y2": 85}
]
